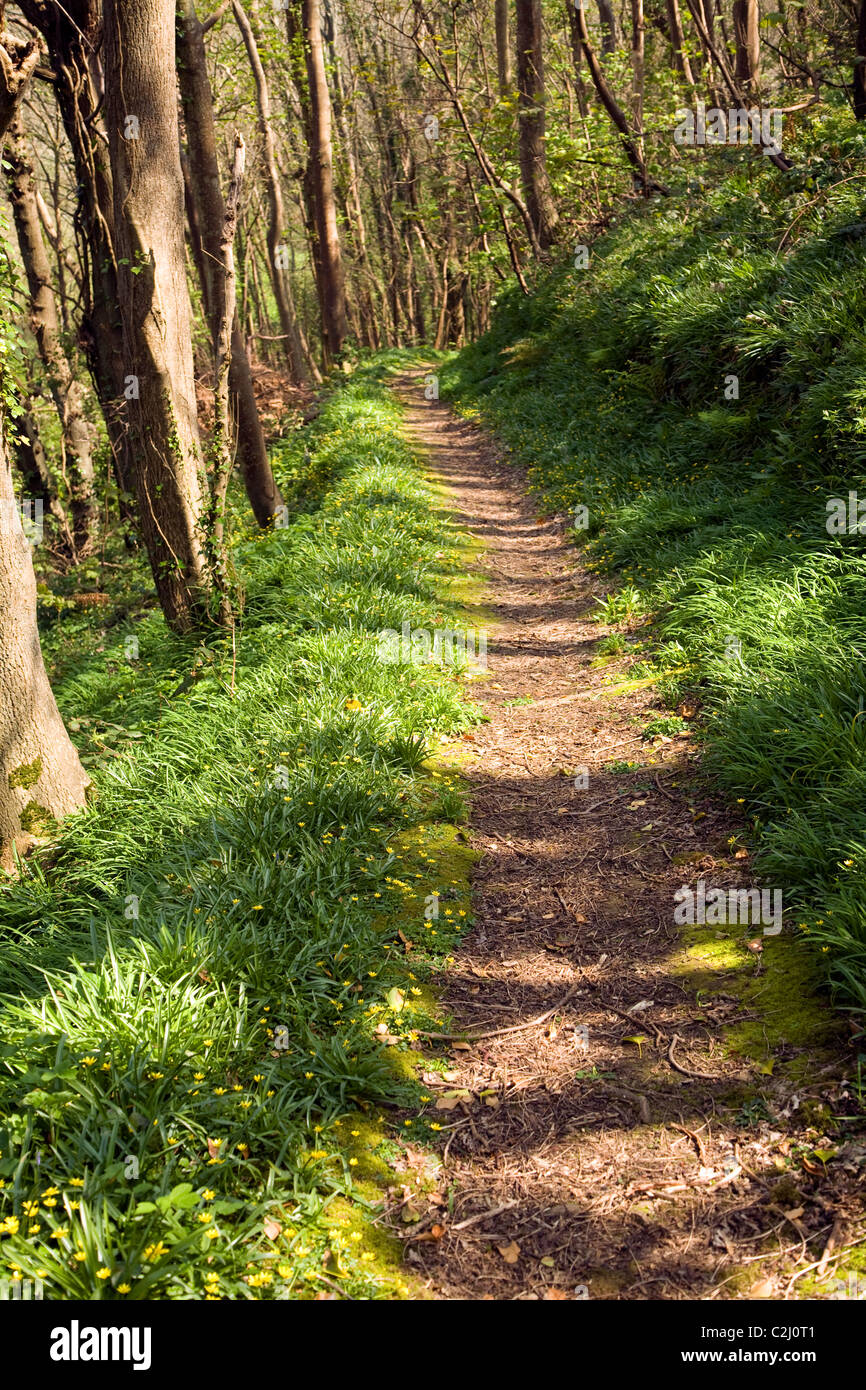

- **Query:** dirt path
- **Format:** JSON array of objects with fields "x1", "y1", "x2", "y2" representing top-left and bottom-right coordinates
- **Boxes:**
[{"x1": 390, "y1": 370, "x2": 866, "y2": 1302}]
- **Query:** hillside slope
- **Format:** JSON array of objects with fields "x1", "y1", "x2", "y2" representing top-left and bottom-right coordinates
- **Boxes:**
[{"x1": 443, "y1": 108, "x2": 866, "y2": 1019}]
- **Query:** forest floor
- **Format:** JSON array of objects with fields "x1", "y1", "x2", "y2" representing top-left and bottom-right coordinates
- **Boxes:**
[{"x1": 389, "y1": 368, "x2": 866, "y2": 1301}]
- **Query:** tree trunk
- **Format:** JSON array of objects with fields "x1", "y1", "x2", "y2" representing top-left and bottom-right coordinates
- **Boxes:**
[
  {"x1": 104, "y1": 0, "x2": 217, "y2": 633},
  {"x1": 0, "y1": 437, "x2": 90, "y2": 867},
  {"x1": 176, "y1": 0, "x2": 284, "y2": 526},
  {"x1": 0, "y1": 24, "x2": 89, "y2": 867},
  {"x1": 18, "y1": 0, "x2": 136, "y2": 519},
  {"x1": 732, "y1": 0, "x2": 760, "y2": 92},
  {"x1": 4, "y1": 111, "x2": 97, "y2": 556},
  {"x1": 597, "y1": 0, "x2": 620, "y2": 53},
  {"x1": 856, "y1": 0, "x2": 866, "y2": 120},
  {"x1": 515, "y1": 0, "x2": 559, "y2": 250},
  {"x1": 327, "y1": 14, "x2": 379, "y2": 348},
  {"x1": 299, "y1": 0, "x2": 349, "y2": 362},
  {"x1": 495, "y1": 0, "x2": 512, "y2": 94},
  {"x1": 565, "y1": 1, "x2": 590, "y2": 117},
  {"x1": 666, "y1": 0, "x2": 696, "y2": 85},
  {"x1": 208, "y1": 134, "x2": 244, "y2": 625},
  {"x1": 231, "y1": 0, "x2": 316, "y2": 385},
  {"x1": 631, "y1": 0, "x2": 646, "y2": 142}
]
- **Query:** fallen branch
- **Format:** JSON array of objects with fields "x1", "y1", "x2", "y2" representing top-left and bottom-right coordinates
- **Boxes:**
[
  {"x1": 417, "y1": 981, "x2": 581, "y2": 1043},
  {"x1": 667, "y1": 1032, "x2": 721, "y2": 1081}
]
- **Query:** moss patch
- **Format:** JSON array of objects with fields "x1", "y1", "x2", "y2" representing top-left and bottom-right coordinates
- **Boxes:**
[
  {"x1": 8, "y1": 757, "x2": 42, "y2": 791},
  {"x1": 19, "y1": 801, "x2": 53, "y2": 835},
  {"x1": 670, "y1": 923, "x2": 843, "y2": 1078}
]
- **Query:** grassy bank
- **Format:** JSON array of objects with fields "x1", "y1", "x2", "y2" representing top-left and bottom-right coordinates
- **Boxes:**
[
  {"x1": 442, "y1": 106, "x2": 866, "y2": 1019},
  {"x1": 0, "y1": 361, "x2": 477, "y2": 1299}
]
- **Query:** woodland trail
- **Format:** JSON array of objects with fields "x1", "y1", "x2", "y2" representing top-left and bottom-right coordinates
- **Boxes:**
[{"x1": 390, "y1": 369, "x2": 866, "y2": 1302}]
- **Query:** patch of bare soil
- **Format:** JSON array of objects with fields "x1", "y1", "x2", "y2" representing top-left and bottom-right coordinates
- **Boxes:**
[{"x1": 388, "y1": 369, "x2": 866, "y2": 1302}]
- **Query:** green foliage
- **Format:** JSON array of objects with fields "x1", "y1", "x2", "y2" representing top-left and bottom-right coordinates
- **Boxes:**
[
  {"x1": 0, "y1": 365, "x2": 476, "y2": 1299},
  {"x1": 442, "y1": 107, "x2": 866, "y2": 1016}
]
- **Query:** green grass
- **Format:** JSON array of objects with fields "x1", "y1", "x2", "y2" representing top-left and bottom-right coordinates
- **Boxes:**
[
  {"x1": 441, "y1": 105, "x2": 866, "y2": 1022},
  {"x1": 0, "y1": 360, "x2": 478, "y2": 1299}
]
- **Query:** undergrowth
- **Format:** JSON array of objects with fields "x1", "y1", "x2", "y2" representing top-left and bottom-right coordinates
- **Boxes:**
[
  {"x1": 442, "y1": 104, "x2": 866, "y2": 1019},
  {"x1": 0, "y1": 360, "x2": 476, "y2": 1299}
]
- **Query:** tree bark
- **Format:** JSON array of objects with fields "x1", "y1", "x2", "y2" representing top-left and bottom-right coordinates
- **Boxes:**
[
  {"x1": 515, "y1": 0, "x2": 559, "y2": 250},
  {"x1": 176, "y1": 0, "x2": 284, "y2": 527},
  {"x1": 631, "y1": 0, "x2": 646, "y2": 143},
  {"x1": 565, "y1": 1, "x2": 590, "y2": 117},
  {"x1": 666, "y1": 0, "x2": 696, "y2": 86},
  {"x1": 4, "y1": 110, "x2": 96, "y2": 556},
  {"x1": 495, "y1": 0, "x2": 512, "y2": 94},
  {"x1": 732, "y1": 0, "x2": 760, "y2": 92},
  {"x1": 207, "y1": 134, "x2": 244, "y2": 625},
  {"x1": 18, "y1": 0, "x2": 136, "y2": 518},
  {"x1": 0, "y1": 22, "x2": 89, "y2": 866},
  {"x1": 0, "y1": 28, "x2": 37, "y2": 141},
  {"x1": 856, "y1": 0, "x2": 866, "y2": 120},
  {"x1": 0, "y1": 435, "x2": 90, "y2": 867},
  {"x1": 299, "y1": 0, "x2": 349, "y2": 363},
  {"x1": 104, "y1": 0, "x2": 217, "y2": 633},
  {"x1": 231, "y1": 0, "x2": 316, "y2": 385},
  {"x1": 597, "y1": 0, "x2": 621, "y2": 53}
]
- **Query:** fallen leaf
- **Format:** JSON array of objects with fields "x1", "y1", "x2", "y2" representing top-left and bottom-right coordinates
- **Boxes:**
[
  {"x1": 544, "y1": 1288, "x2": 569, "y2": 1300},
  {"x1": 750, "y1": 1278, "x2": 775, "y2": 1299},
  {"x1": 263, "y1": 1217, "x2": 282, "y2": 1241},
  {"x1": 497, "y1": 1240, "x2": 521, "y2": 1264},
  {"x1": 627, "y1": 999, "x2": 654, "y2": 1014}
]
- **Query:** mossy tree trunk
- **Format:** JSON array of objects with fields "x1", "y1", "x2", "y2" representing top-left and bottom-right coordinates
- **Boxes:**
[
  {"x1": 176, "y1": 0, "x2": 288, "y2": 521},
  {"x1": 0, "y1": 23, "x2": 89, "y2": 868},
  {"x1": 515, "y1": 0, "x2": 559, "y2": 251},
  {"x1": 104, "y1": 0, "x2": 220, "y2": 633},
  {"x1": 4, "y1": 110, "x2": 97, "y2": 556}
]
